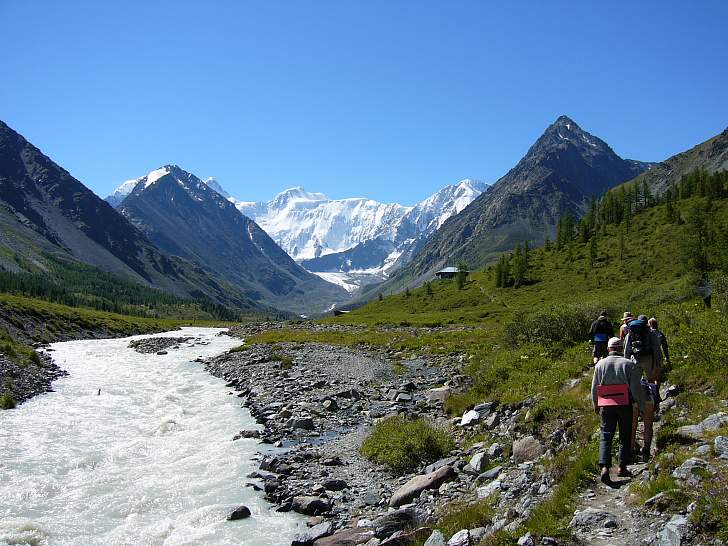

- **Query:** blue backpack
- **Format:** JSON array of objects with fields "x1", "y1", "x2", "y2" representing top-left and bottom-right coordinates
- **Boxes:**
[{"x1": 628, "y1": 319, "x2": 653, "y2": 356}]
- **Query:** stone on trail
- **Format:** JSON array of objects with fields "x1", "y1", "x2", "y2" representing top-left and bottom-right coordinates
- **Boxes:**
[
  {"x1": 447, "y1": 529, "x2": 470, "y2": 546},
  {"x1": 423, "y1": 530, "x2": 446, "y2": 546},
  {"x1": 292, "y1": 521, "x2": 334, "y2": 546},
  {"x1": 511, "y1": 435, "x2": 544, "y2": 464},
  {"x1": 569, "y1": 508, "x2": 618, "y2": 530},
  {"x1": 323, "y1": 479, "x2": 348, "y2": 491},
  {"x1": 226, "y1": 505, "x2": 251, "y2": 520},
  {"x1": 390, "y1": 465, "x2": 456, "y2": 507},
  {"x1": 476, "y1": 465, "x2": 502, "y2": 483},
  {"x1": 476, "y1": 479, "x2": 501, "y2": 500}
]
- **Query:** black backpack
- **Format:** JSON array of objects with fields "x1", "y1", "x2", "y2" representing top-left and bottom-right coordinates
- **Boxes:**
[{"x1": 628, "y1": 319, "x2": 653, "y2": 356}]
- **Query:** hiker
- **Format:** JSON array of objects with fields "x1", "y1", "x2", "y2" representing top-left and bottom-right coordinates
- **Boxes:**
[
  {"x1": 625, "y1": 314, "x2": 663, "y2": 461},
  {"x1": 648, "y1": 317, "x2": 670, "y2": 370},
  {"x1": 591, "y1": 337, "x2": 646, "y2": 485},
  {"x1": 589, "y1": 310, "x2": 614, "y2": 364},
  {"x1": 619, "y1": 311, "x2": 633, "y2": 340}
]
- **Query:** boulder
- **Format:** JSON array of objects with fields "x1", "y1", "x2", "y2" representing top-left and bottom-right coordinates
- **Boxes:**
[
  {"x1": 424, "y1": 456, "x2": 458, "y2": 474},
  {"x1": 657, "y1": 515, "x2": 689, "y2": 546},
  {"x1": 390, "y1": 466, "x2": 457, "y2": 507},
  {"x1": 291, "y1": 496, "x2": 331, "y2": 516},
  {"x1": 322, "y1": 399, "x2": 339, "y2": 412},
  {"x1": 486, "y1": 443, "x2": 503, "y2": 458},
  {"x1": 676, "y1": 412, "x2": 728, "y2": 440},
  {"x1": 380, "y1": 527, "x2": 432, "y2": 545},
  {"x1": 227, "y1": 505, "x2": 251, "y2": 520},
  {"x1": 460, "y1": 410, "x2": 480, "y2": 427},
  {"x1": 476, "y1": 480, "x2": 501, "y2": 500},
  {"x1": 292, "y1": 521, "x2": 334, "y2": 546},
  {"x1": 423, "y1": 530, "x2": 446, "y2": 546},
  {"x1": 292, "y1": 417, "x2": 315, "y2": 430},
  {"x1": 512, "y1": 436, "x2": 544, "y2": 464},
  {"x1": 484, "y1": 413, "x2": 500, "y2": 430},
  {"x1": 569, "y1": 508, "x2": 618, "y2": 530},
  {"x1": 671, "y1": 457, "x2": 715, "y2": 483},
  {"x1": 517, "y1": 533, "x2": 535, "y2": 546},
  {"x1": 314, "y1": 528, "x2": 375, "y2": 546},
  {"x1": 715, "y1": 435, "x2": 728, "y2": 459},
  {"x1": 323, "y1": 479, "x2": 348, "y2": 491},
  {"x1": 372, "y1": 509, "x2": 417, "y2": 538},
  {"x1": 468, "y1": 452, "x2": 487, "y2": 474},
  {"x1": 447, "y1": 529, "x2": 469, "y2": 546},
  {"x1": 476, "y1": 465, "x2": 502, "y2": 483},
  {"x1": 425, "y1": 387, "x2": 451, "y2": 403}
]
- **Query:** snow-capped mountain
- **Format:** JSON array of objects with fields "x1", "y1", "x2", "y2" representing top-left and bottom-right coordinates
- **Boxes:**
[
  {"x1": 113, "y1": 165, "x2": 349, "y2": 315},
  {"x1": 108, "y1": 172, "x2": 487, "y2": 294}
]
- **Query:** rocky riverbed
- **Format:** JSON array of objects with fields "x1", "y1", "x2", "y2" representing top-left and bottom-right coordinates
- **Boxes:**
[
  {"x1": 202, "y1": 324, "x2": 582, "y2": 545},
  {"x1": 0, "y1": 352, "x2": 67, "y2": 405},
  {"x1": 128, "y1": 336, "x2": 194, "y2": 354}
]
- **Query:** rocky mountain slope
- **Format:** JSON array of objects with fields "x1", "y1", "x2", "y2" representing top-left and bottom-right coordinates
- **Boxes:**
[
  {"x1": 627, "y1": 126, "x2": 728, "y2": 195},
  {"x1": 371, "y1": 115, "x2": 652, "y2": 291},
  {"x1": 117, "y1": 165, "x2": 349, "y2": 315},
  {"x1": 0, "y1": 120, "x2": 259, "y2": 311},
  {"x1": 108, "y1": 177, "x2": 487, "y2": 293}
]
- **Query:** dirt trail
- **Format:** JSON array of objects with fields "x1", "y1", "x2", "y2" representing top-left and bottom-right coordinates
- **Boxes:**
[{"x1": 572, "y1": 415, "x2": 671, "y2": 545}]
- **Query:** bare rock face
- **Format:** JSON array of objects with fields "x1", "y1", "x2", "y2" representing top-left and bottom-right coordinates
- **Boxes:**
[{"x1": 390, "y1": 466, "x2": 457, "y2": 507}]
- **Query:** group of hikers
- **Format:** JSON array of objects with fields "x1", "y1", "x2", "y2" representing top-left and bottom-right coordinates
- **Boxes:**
[{"x1": 589, "y1": 310, "x2": 670, "y2": 485}]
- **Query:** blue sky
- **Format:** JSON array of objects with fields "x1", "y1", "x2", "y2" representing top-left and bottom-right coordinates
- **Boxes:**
[{"x1": 1, "y1": 1, "x2": 726, "y2": 205}]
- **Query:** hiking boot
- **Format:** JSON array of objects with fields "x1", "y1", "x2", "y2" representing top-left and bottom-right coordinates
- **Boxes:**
[
  {"x1": 600, "y1": 470, "x2": 613, "y2": 486},
  {"x1": 617, "y1": 467, "x2": 633, "y2": 478}
]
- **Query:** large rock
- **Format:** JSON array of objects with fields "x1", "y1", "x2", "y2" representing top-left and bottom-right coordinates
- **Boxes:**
[
  {"x1": 314, "y1": 528, "x2": 375, "y2": 546},
  {"x1": 423, "y1": 530, "x2": 446, "y2": 546},
  {"x1": 227, "y1": 505, "x2": 251, "y2": 520},
  {"x1": 657, "y1": 515, "x2": 689, "y2": 546},
  {"x1": 380, "y1": 527, "x2": 432, "y2": 545},
  {"x1": 512, "y1": 436, "x2": 545, "y2": 464},
  {"x1": 715, "y1": 435, "x2": 728, "y2": 459},
  {"x1": 390, "y1": 466, "x2": 457, "y2": 507},
  {"x1": 467, "y1": 452, "x2": 487, "y2": 474},
  {"x1": 569, "y1": 508, "x2": 618, "y2": 530},
  {"x1": 425, "y1": 386, "x2": 451, "y2": 403},
  {"x1": 292, "y1": 521, "x2": 334, "y2": 546},
  {"x1": 676, "y1": 412, "x2": 728, "y2": 440},
  {"x1": 671, "y1": 457, "x2": 715, "y2": 484},
  {"x1": 476, "y1": 480, "x2": 501, "y2": 500},
  {"x1": 292, "y1": 496, "x2": 332, "y2": 516},
  {"x1": 460, "y1": 410, "x2": 480, "y2": 427},
  {"x1": 372, "y1": 509, "x2": 417, "y2": 538},
  {"x1": 447, "y1": 529, "x2": 470, "y2": 546}
]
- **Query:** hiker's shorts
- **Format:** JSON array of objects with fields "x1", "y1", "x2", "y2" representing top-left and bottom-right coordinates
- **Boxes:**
[{"x1": 593, "y1": 341, "x2": 609, "y2": 359}]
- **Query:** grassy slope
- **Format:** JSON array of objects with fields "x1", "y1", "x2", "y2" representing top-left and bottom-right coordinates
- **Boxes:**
[{"x1": 248, "y1": 196, "x2": 728, "y2": 541}]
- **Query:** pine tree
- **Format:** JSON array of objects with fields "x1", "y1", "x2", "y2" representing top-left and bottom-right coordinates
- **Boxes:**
[{"x1": 456, "y1": 260, "x2": 469, "y2": 290}]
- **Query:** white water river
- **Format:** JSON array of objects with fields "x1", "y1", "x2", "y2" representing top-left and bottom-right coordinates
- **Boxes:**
[{"x1": 0, "y1": 328, "x2": 303, "y2": 546}]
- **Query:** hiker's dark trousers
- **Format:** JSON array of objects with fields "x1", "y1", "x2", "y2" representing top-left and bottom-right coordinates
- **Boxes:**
[{"x1": 599, "y1": 405, "x2": 633, "y2": 468}]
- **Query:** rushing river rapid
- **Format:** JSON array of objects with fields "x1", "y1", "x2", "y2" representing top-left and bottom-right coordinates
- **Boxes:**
[{"x1": 0, "y1": 328, "x2": 303, "y2": 546}]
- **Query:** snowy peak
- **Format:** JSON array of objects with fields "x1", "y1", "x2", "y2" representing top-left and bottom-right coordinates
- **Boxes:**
[{"x1": 204, "y1": 177, "x2": 230, "y2": 199}]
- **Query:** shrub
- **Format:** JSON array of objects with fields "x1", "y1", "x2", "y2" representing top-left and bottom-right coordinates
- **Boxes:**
[
  {"x1": 0, "y1": 390, "x2": 16, "y2": 410},
  {"x1": 228, "y1": 344, "x2": 249, "y2": 353},
  {"x1": 271, "y1": 353, "x2": 294, "y2": 369},
  {"x1": 360, "y1": 417, "x2": 455, "y2": 474},
  {"x1": 503, "y1": 302, "x2": 617, "y2": 349}
]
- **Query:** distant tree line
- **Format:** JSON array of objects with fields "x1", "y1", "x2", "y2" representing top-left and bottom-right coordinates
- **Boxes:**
[
  {"x1": 494, "y1": 169, "x2": 728, "y2": 289},
  {"x1": 0, "y1": 255, "x2": 245, "y2": 321}
]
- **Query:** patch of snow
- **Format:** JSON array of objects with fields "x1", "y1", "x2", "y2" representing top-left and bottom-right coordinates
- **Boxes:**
[{"x1": 144, "y1": 167, "x2": 171, "y2": 188}]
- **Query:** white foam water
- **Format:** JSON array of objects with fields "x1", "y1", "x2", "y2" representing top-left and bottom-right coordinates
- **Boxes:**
[{"x1": 0, "y1": 328, "x2": 303, "y2": 545}]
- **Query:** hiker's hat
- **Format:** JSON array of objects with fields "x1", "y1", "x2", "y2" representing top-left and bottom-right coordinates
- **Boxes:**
[{"x1": 608, "y1": 337, "x2": 623, "y2": 350}]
